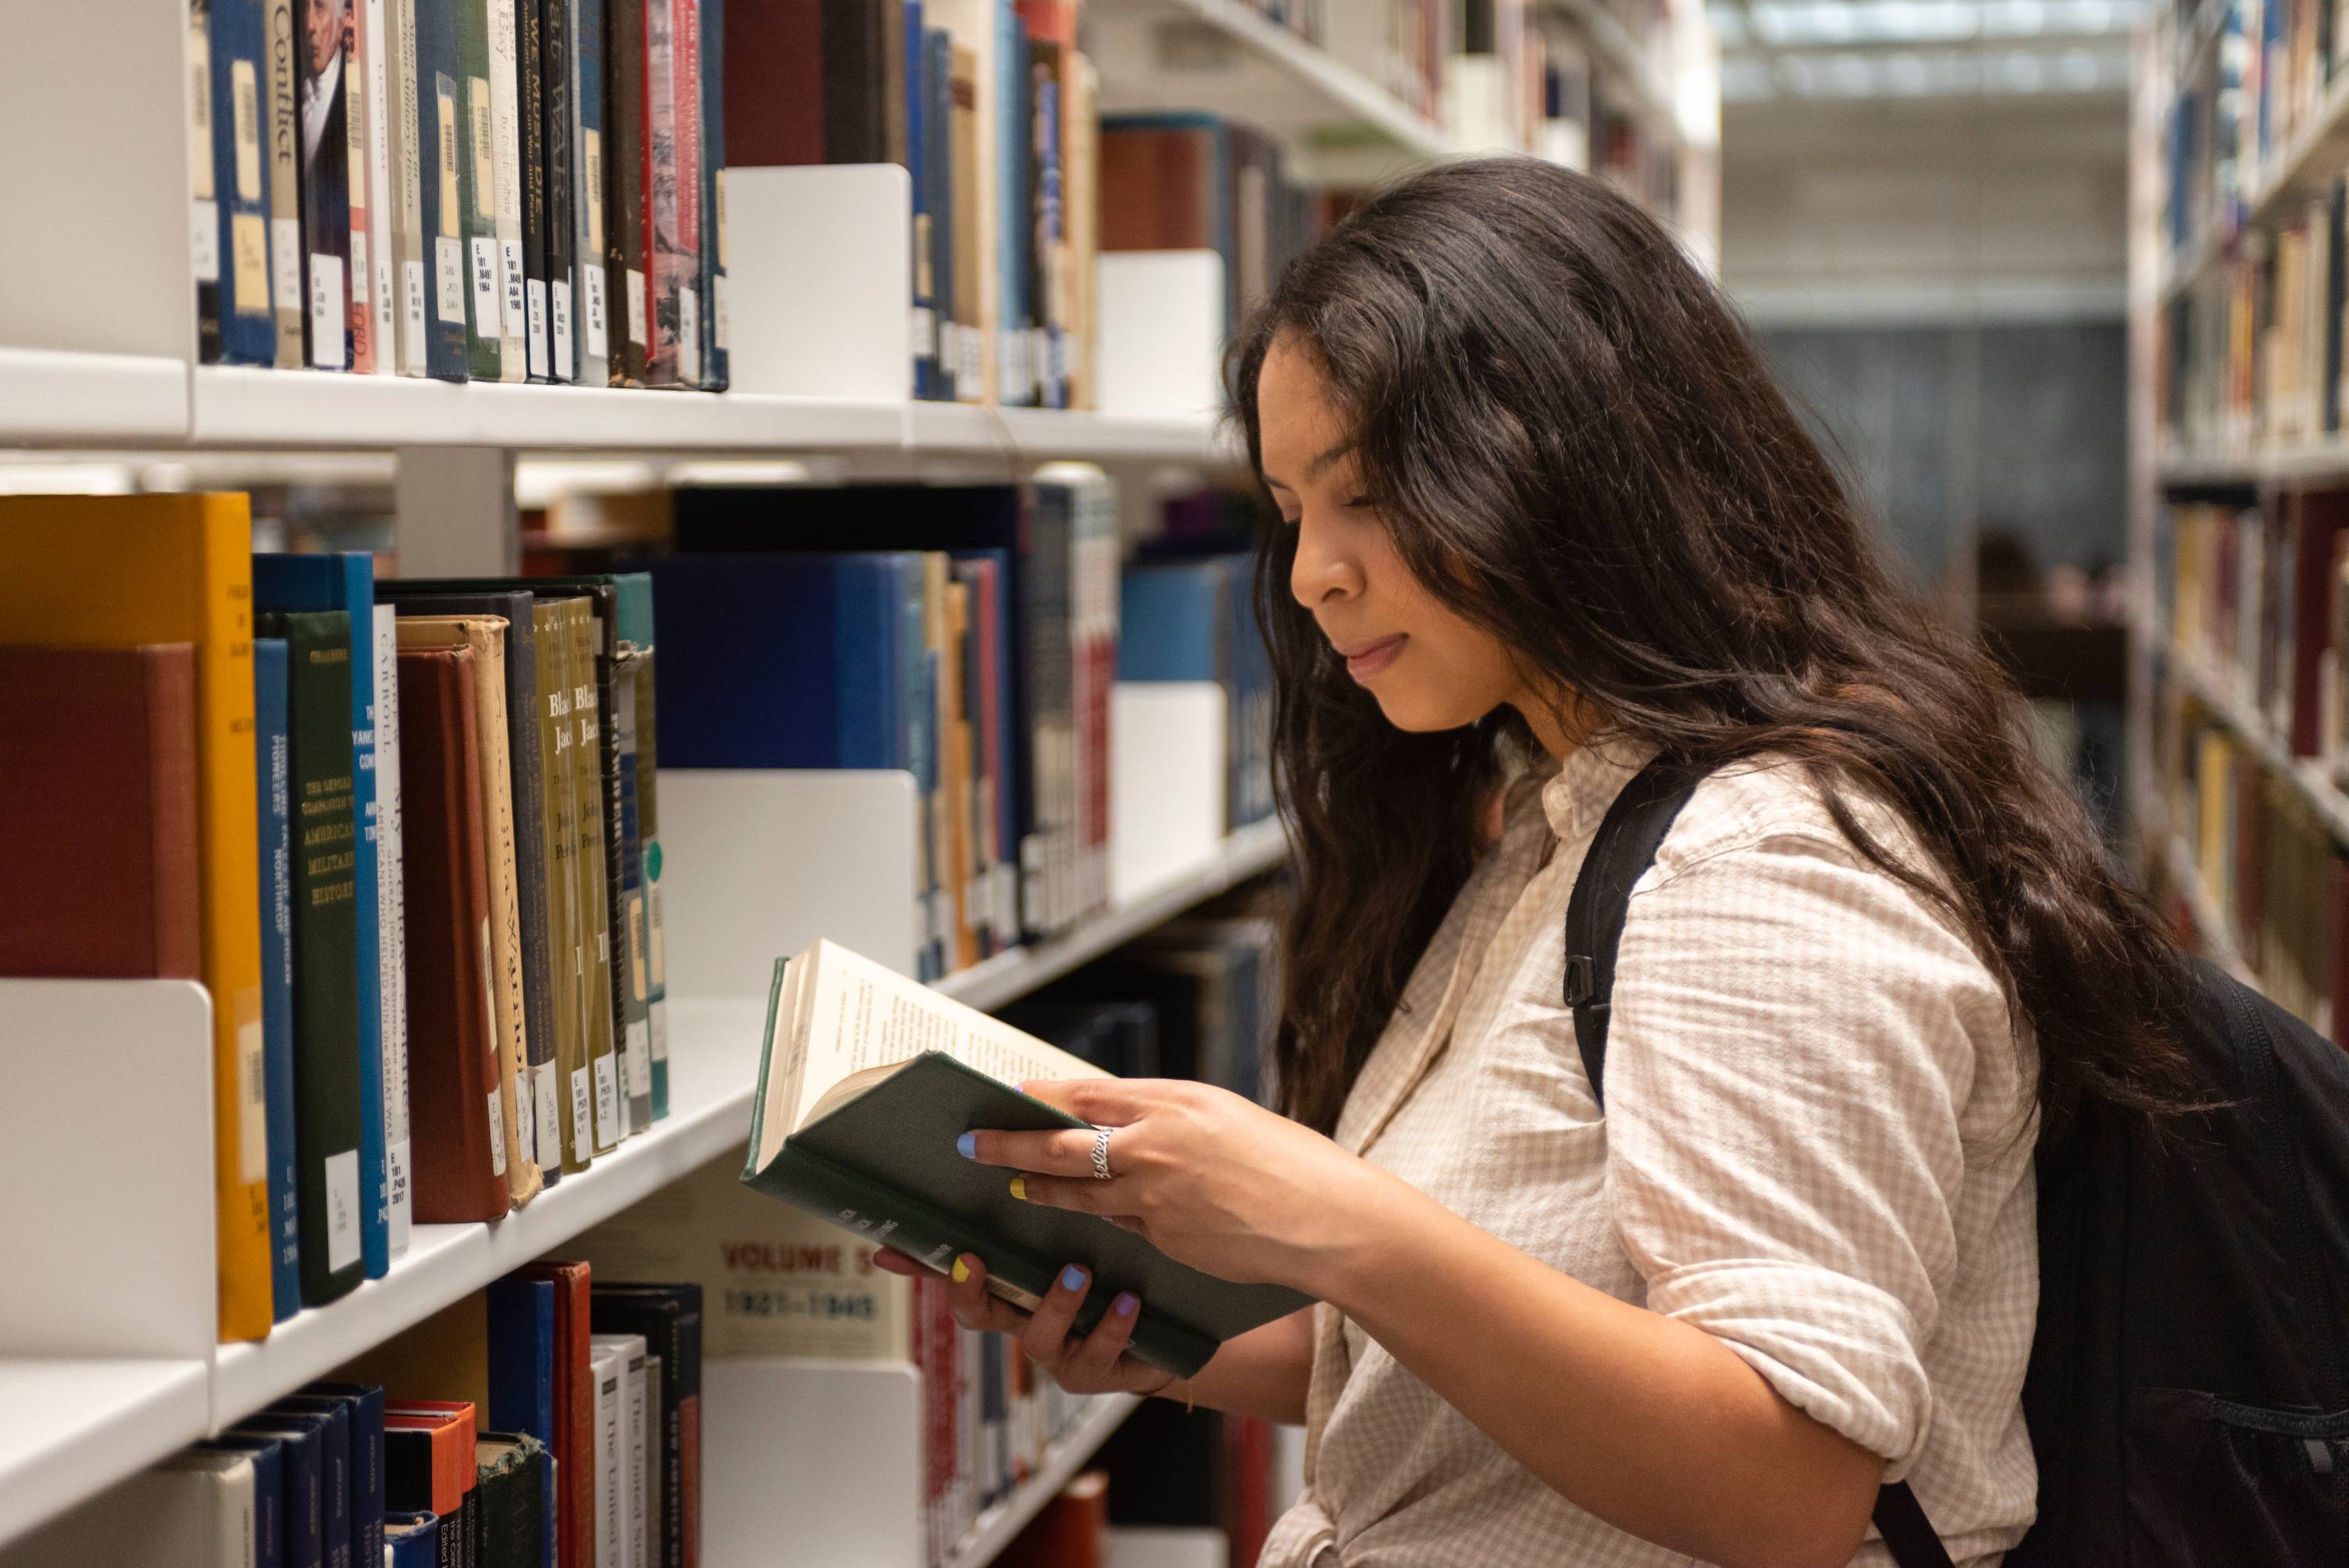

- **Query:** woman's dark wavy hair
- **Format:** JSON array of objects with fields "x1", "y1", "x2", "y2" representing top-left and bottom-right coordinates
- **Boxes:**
[{"x1": 1227, "y1": 155, "x2": 2200, "y2": 1139}]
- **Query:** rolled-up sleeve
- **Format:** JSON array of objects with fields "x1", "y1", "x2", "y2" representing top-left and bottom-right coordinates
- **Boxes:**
[{"x1": 1604, "y1": 827, "x2": 1994, "y2": 1475}]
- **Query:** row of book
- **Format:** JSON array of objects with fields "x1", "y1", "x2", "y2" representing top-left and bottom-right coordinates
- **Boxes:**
[
  {"x1": 1, "y1": 1268, "x2": 701, "y2": 1568},
  {"x1": 2158, "y1": 707, "x2": 2349, "y2": 1045},
  {"x1": 2154, "y1": 0, "x2": 2336, "y2": 265},
  {"x1": 0, "y1": 495, "x2": 675, "y2": 1342},
  {"x1": 189, "y1": 0, "x2": 728, "y2": 387}
]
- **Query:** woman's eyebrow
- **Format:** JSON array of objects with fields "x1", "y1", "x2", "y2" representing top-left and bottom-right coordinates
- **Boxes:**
[{"x1": 1263, "y1": 440, "x2": 1358, "y2": 494}]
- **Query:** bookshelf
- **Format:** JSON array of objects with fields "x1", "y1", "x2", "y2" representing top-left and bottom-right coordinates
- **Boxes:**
[
  {"x1": 943, "y1": 1393, "x2": 1143, "y2": 1568},
  {"x1": 0, "y1": 819, "x2": 1286, "y2": 1556}
]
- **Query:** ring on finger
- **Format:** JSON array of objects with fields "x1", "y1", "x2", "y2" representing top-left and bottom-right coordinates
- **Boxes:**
[{"x1": 1090, "y1": 1126, "x2": 1114, "y2": 1181}]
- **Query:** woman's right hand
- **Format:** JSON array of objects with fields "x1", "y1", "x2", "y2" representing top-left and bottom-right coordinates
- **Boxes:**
[{"x1": 872, "y1": 1248, "x2": 1181, "y2": 1399}]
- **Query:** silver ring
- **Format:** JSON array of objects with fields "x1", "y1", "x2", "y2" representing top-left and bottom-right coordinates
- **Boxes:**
[{"x1": 1090, "y1": 1127, "x2": 1113, "y2": 1181}]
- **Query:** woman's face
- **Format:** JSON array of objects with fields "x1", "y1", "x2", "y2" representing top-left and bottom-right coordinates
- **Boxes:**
[{"x1": 1258, "y1": 333, "x2": 1567, "y2": 752}]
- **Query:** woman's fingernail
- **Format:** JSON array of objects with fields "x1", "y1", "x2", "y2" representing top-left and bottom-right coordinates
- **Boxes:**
[
  {"x1": 1009, "y1": 1175, "x2": 1028, "y2": 1201},
  {"x1": 956, "y1": 1132, "x2": 977, "y2": 1159},
  {"x1": 1060, "y1": 1264, "x2": 1086, "y2": 1292},
  {"x1": 950, "y1": 1256, "x2": 970, "y2": 1285},
  {"x1": 1114, "y1": 1292, "x2": 1139, "y2": 1317}
]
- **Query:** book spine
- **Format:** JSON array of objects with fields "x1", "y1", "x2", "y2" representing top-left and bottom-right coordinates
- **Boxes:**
[
  {"x1": 216, "y1": 0, "x2": 280, "y2": 365},
  {"x1": 266, "y1": 0, "x2": 308, "y2": 365},
  {"x1": 489, "y1": 0, "x2": 531, "y2": 376},
  {"x1": 465, "y1": 626, "x2": 539, "y2": 1206},
  {"x1": 390, "y1": 0, "x2": 426, "y2": 373},
  {"x1": 364, "y1": 0, "x2": 398, "y2": 369},
  {"x1": 254, "y1": 636, "x2": 304, "y2": 1323},
  {"x1": 633, "y1": 654, "x2": 668, "y2": 1120},
  {"x1": 608, "y1": 0, "x2": 648, "y2": 384},
  {"x1": 1034, "y1": 43, "x2": 1064, "y2": 410},
  {"x1": 644, "y1": 0, "x2": 699, "y2": 386},
  {"x1": 572, "y1": 0, "x2": 608, "y2": 383},
  {"x1": 264, "y1": 610, "x2": 367, "y2": 1306},
  {"x1": 906, "y1": 0, "x2": 932, "y2": 400},
  {"x1": 348, "y1": 0, "x2": 376, "y2": 371},
  {"x1": 374, "y1": 606, "x2": 414, "y2": 1254},
  {"x1": 697, "y1": 0, "x2": 724, "y2": 390},
  {"x1": 923, "y1": 27, "x2": 950, "y2": 403},
  {"x1": 533, "y1": 607, "x2": 590, "y2": 1176},
  {"x1": 564, "y1": 602, "x2": 622, "y2": 1153},
  {"x1": 344, "y1": 570, "x2": 391, "y2": 1282},
  {"x1": 348, "y1": 1388, "x2": 387, "y2": 1568},
  {"x1": 504, "y1": 614, "x2": 560, "y2": 1179},
  {"x1": 611, "y1": 654, "x2": 652, "y2": 1130},
  {"x1": 299, "y1": 0, "x2": 355, "y2": 369},
  {"x1": 592, "y1": 633, "x2": 635, "y2": 1137},
  {"x1": 544, "y1": 0, "x2": 576, "y2": 382},
  {"x1": 518, "y1": 0, "x2": 551, "y2": 380},
  {"x1": 996, "y1": 3, "x2": 1027, "y2": 405},
  {"x1": 456, "y1": 0, "x2": 502, "y2": 377},
  {"x1": 193, "y1": 0, "x2": 225, "y2": 362},
  {"x1": 418, "y1": 0, "x2": 472, "y2": 379}
]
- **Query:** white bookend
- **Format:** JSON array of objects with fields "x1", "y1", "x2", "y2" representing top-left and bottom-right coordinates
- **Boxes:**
[
  {"x1": 1111, "y1": 683, "x2": 1229, "y2": 907},
  {"x1": 702, "y1": 1361, "x2": 922, "y2": 1567},
  {"x1": 656, "y1": 770, "x2": 925, "y2": 1002},
  {"x1": 723, "y1": 165, "x2": 915, "y2": 403},
  {"x1": 1095, "y1": 251, "x2": 1227, "y2": 421},
  {"x1": 374, "y1": 605, "x2": 412, "y2": 1256},
  {"x1": 0, "y1": 981, "x2": 216, "y2": 1360}
]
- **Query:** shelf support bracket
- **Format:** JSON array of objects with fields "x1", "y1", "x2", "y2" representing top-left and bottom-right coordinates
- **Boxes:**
[{"x1": 394, "y1": 446, "x2": 519, "y2": 577}]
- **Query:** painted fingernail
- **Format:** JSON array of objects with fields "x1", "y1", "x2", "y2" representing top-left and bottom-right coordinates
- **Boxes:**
[
  {"x1": 1060, "y1": 1264, "x2": 1086, "y2": 1292},
  {"x1": 956, "y1": 1132, "x2": 977, "y2": 1159},
  {"x1": 950, "y1": 1256, "x2": 970, "y2": 1285},
  {"x1": 1009, "y1": 1175, "x2": 1028, "y2": 1201},
  {"x1": 1114, "y1": 1292, "x2": 1139, "y2": 1317}
]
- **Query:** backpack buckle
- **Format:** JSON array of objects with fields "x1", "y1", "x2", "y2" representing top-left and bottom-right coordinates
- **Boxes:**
[{"x1": 1563, "y1": 953, "x2": 1595, "y2": 1008}]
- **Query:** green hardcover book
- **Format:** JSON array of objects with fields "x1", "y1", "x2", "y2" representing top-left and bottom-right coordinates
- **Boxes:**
[
  {"x1": 258, "y1": 609, "x2": 367, "y2": 1308},
  {"x1": 534, "y1": 600, "x2": 590, "y2": 1176},
  {"x1": 633, "y1": 650, "x2": 668, "y2": 1121},
  {"x1": 559, "y1": 596, "x2": 622, "y2": 1153},
  {"x1": 740, "y1": 941, "x2": 1314, "y2": 1378},
  {"x1": 456, "y1": 0, "x2": 504, "y2": 378}
]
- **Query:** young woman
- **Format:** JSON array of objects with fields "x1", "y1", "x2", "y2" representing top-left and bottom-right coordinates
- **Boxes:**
[{"x1": 874, "y1": 157, "x2": 2196, "y2": 1566}]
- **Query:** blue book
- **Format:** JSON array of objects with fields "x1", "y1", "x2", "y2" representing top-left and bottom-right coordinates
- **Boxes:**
[
  {"x1": 996, "y1": 0, "x2": 1028, "y2": 404},
  {"x1": 202, "y1": 0, "x2": 276, "y2": 365},
  {"x1": 266, "y1": 1397, "x2": 351, "y2": 1568},
  {"x1": 254, "y1": 636, "x2": 302, "y2": 1321},
  {"x1": 415, "y1": 0, "x2": 471, "y2": 381},
  {"x1": 200, "y1": 1435, "x2": 284, "y2": 1568},
  {"x1": 234, "y1": 1413, "x2": 326, "y2": 1568},
  {"x1": 383, "y1": 1510, "x2": 439, "y2": 1568},
  {"x1": 647, "y1": 554, "x2": 915, "y2": 771},
  {"x1": 301, "y1": 1383, "x2": 386, "y2": 1568},
  {"x1": 904, "y1": 563, "x2": 940, "y2": 980},
  {"x1": 905, "y1": 0, "x2": 933, "y2": 399},
  {"x1": 1118, "y1": 560, "x2": 1232, "y2": 685},
  {"x1": 253, "y1": 553, "x2": 390, "y2": 1282},
  {"x1": 487, "y1": 1276, "x2": 558, "y2": 1446}
]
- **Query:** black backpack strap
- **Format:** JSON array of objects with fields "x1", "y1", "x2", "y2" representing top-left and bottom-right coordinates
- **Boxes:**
[
  {"x1": 1562, "y1": 756, "x2": 1958, "y2": 1568},
  {"x1": 1562, "y1": 757, "x2": 1703, "y2": 1108}
]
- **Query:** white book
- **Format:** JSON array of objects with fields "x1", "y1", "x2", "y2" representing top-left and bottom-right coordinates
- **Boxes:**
[
  {"x1": 588, "y1": 1338, "x2": 626, "y2": 1568},
  {"x1": 364, "y1": 0, "x2": 398, "y2": 371},
  {"x1": 374, "y1": 605, "x2": 412, "y2": 1254},
  {"x1": 485, "y1": 0, "x2": 529, "y2": 377},
  {"x1": 640, "y1": 1353, "x2": 662, "y2": 1568},
  {"x1": 590, "y1": 1333, "x2": 646, "y2": 1568}
]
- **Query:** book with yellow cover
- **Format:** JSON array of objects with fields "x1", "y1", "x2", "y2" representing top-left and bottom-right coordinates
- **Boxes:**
[{"x1": 0, "y1": 493, "x2": 273, "y2": 1342}]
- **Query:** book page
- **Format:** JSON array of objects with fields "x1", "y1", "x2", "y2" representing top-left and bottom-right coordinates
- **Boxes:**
[{"x1": 788, "y1": 939, "x2": 1108, "y2": 1134}]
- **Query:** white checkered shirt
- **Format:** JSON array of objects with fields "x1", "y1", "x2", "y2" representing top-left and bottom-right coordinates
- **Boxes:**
[{"x1": 1260, "y1": 740, "x2": 2040, "y2": 1566}]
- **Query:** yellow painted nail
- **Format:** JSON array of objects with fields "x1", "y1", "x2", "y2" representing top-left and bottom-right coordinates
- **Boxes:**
[
  {"x1": 1009, "y1": 1175, "x2": 1028, "y2": 1201},
  {"x1": 950, "y1": 1256, "x2": 970, "y2": 1285}
]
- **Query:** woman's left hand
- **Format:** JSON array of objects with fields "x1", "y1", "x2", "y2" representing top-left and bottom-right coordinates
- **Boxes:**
[{"x1": 964, "y1": 1078, "x2": 1392, "y2": 1295}]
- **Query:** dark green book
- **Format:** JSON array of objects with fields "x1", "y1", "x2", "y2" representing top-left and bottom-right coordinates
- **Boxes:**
[
  {"x1": 258, "y1": 609, "x2": 367, "y2": 1307},
  {"x1": 740, "y1": 942, "x2": 1313, "y2": 1378},
  {"x1": 456, "y1": 0, "x2": 504, "y2": 380}
]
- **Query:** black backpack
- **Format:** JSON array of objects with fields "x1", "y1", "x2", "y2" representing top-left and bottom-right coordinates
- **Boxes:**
[{"x1": 1563, "y1": 758, "x2": 2349, "y2": 1566}]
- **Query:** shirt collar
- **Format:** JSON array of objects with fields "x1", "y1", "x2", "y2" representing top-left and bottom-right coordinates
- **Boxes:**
[{"x1": 1538, "y1": 733, "x2": 1663, "y2": 845}]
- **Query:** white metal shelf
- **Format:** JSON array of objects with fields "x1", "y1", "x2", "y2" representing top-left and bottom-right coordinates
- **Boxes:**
[
  {"x1": 2154, "y1": 439, "x2": 2349, "y2": 487},
  {"x1": 0, "y1": 822, "x2": 1288, "y2": 1555},
  {"x1": 945, "y1": 1395, "x2": 1142, "y2": 1568}
]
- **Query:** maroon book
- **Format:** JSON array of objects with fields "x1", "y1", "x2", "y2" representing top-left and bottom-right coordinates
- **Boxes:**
[
  {"x1": 0, "y1": 643, "x2": 200, "y2": 978},
  {"x1": 724, "y1": 0, "x2": 826, "y2": 166},
  {"x1": 398, "y1": 644, "x2": 512, "y2": 1224}
]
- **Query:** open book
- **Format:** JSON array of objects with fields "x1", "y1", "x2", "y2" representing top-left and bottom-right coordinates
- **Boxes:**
[{"x1": 740, "y1": 940, "x2": 1313, "y2": 1377}]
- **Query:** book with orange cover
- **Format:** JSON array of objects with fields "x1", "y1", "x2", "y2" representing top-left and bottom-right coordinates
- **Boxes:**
[
  {"x1": 0, "y1": 494, "x2": 271, "y2": 1342},
  {"x1": 0, "y1": 644, "x2": 201, "y2": 979},
  {"x1": 387, "y1": 1402, "x2": 478, "y2": 1568}
]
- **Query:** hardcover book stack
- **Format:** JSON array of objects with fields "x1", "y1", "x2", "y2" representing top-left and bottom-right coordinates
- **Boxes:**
[
  {"x1": 185, "y1": 0, "x2": 729, "y2": 388},
  {"x1": 0, "y1": 494, "x2": 674, "y2": 1345},
  {"x1": 658, "y1": 469, "x2": 1121, "y2": 968},
  {"x1": 4, "y1": 1268, "x2": 701, "y2": 1568},
  {"x1": 725, "y1": 0, "x2": 1103, "y2": 407}
]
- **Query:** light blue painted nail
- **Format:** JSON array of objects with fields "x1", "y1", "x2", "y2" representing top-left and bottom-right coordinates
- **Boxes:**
[
  {"x1": 1060, "y1": 1264, "x2": 1087, "y2": 1292},
  {"x1": 1114, "y1": 1292, "x2": 1139, "y2": 1317},
  {"x1": 956, "y1": 1132, "x2": 976, "y2": 1159}
]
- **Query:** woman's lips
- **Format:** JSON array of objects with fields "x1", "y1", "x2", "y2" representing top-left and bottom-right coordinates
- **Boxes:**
[{"x1": 1338, "y1": 634, "x2": 1406, "y2": 682}]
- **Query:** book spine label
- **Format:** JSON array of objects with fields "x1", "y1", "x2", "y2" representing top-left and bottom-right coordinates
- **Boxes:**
[
  {"x1": 487, "y1": 0, "x2": 529, "y2": 375},
  {"x1": 375, "y1": 608, "x2": 414, "y2": 1254},
  {"x1": 266, "y1": 0, "x2": 308, "y2": 365}
]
